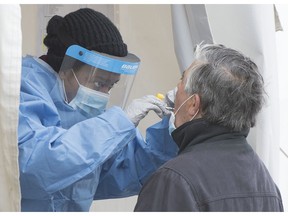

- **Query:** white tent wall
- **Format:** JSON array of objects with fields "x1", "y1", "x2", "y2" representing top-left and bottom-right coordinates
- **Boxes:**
[
  {"x1": 171, "y1": 4, "x2": 213, "y2": 73},
  {"x1": 275, "y1": 4, "x2": 288, "y2": 211},
  {"x1": 0, "y1": 5, "x2": 22, "y2": 211}
]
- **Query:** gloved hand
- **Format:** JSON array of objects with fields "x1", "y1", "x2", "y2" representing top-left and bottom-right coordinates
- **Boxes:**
[
  {"x1": 125, "y1": 95, "x2": 171, "y2": 126},
  {"x1": 164, "y1": 87, "x2": 177, "y2": 109}
]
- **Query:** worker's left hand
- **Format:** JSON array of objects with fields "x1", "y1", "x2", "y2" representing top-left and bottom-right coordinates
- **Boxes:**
[{"x1": 124, "y1": 95, "x2": 171, "y2": 126}]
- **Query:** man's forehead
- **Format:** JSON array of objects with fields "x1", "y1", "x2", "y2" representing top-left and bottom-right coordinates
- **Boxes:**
[
  {"x1": 184, "y1": 60, "x2": 200, "y2": 76},
  {"x1": 188, "y1": 60, "x2": 199, "y2": 70}
]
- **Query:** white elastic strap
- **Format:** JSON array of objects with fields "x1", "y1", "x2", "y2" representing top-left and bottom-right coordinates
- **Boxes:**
[
  {"x1": 72, "y1": 69, "x2": 81, "y2": 86},
  {"x1": 174, "y1": 94, "x2": 194, "y2": 116}
]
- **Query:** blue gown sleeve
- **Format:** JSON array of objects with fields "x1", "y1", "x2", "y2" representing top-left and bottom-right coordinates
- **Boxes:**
[{"x1": 93, "y1": 116, "x2": 179, "y2": 200}]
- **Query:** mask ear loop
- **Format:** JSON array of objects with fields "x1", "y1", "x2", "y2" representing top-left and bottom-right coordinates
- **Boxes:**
[
  {"x1": 62, "y1": 69, "x2": 80, "y2": 103},
  {"x1": 60, "y1": 70, "x2": 72, "y2": 103},
  {"x1": 71, "y1": 69, "x2": 81, "y2": 86},
  {"x1": 174, "y1": 94, "x2": 194, "y2": 116},
  {"x1": 190, "y1": 109, "x2": 199, "y2": 121},
  {"x1": 62, "y1": 79, "x2": 69, "y2": 103}
]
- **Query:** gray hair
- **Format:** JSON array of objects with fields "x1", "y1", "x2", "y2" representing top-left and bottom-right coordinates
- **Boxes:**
[{"x1": 185, "y1": 44, "x2": 265, "y2": 131}]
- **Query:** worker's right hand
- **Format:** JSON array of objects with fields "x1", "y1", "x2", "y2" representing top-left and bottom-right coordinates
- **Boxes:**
[{"x1": 124, "y1": 95, "x2": 171, "y2": 127}]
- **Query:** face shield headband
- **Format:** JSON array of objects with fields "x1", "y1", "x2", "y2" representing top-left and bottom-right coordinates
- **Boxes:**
[{"x1": 65, "y1": 45, "x2": 140, "y2": 75}]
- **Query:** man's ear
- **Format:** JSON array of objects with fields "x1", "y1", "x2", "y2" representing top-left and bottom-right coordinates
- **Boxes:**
[{"x1": 187, "y1": 94, "x2": 201, "y2": 117}]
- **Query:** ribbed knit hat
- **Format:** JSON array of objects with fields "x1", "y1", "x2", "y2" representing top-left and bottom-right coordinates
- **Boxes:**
[{"x1": 43, "y1": 8, "x2": 128, "y2": 72}]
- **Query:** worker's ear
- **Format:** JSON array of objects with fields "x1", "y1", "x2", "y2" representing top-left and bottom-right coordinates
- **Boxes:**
[{"x1": 187, "y1": 94, "x2": 200, "y2": 117}]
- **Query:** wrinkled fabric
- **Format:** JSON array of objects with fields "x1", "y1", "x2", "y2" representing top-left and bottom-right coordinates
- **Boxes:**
[
  {"x1": 18, "y1": 56, "x2": 178, "y2": 211},
  {"x1": 134, "y1": 119, "x2": 283, "y2": 212}
]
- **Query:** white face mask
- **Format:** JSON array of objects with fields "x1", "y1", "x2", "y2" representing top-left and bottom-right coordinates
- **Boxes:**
[
  {"x1": 168, "y1": 112, "x2": 177, "y2": 135},
  {"x1": 64, "y1": 70, "x2": 110, "y2": 118},
  {"x1": 168, "y1": 94, "x2": 199, "y2": 135},
  {"x1": 69, "y1": 85, "x2": 110, "y2": 117}
]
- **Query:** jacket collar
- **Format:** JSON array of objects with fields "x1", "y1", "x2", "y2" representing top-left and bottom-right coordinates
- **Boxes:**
[{"x1": 171, "y1": 118, "x2": 249, "y2": 153}]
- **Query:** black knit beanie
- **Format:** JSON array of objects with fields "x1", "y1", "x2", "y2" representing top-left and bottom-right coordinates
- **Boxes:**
[{"x1": 43, "y1": 8, "x2": 128, "y2": 72}]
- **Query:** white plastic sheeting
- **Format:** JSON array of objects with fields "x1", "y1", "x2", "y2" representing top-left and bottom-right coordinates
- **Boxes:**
[
  {"x1": 275, "y1": 4, "x2": 288, "y2": 210},
  {"x1": 172, "y1": 4, "x2": 280, "y2": 183},
  {"x1": 171, "y1": 4, "x2": 213, "y2": 74},
  {"x1": 0, "y1": 5, "x2": 22, "y2": 211}
]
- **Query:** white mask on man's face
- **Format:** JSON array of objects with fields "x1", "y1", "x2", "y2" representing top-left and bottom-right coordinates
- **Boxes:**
[{"x1": 168, "y1": 94, "x2": 199, "y2": 135}]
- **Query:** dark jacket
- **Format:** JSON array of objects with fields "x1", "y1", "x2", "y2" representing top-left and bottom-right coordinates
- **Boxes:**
[{"x1": 134, "y1": 119, "x2": 283, "y2": 212}]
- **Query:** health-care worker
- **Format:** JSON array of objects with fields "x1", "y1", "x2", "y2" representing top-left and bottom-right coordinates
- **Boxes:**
[{"x1": 18, "y1": 8, "x2": 178, "y2": 211}]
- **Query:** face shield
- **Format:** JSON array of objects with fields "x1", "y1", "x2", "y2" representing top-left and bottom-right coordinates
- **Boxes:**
[{"x1": 59, "y1": 45, "x2": 140, "y2": 119}]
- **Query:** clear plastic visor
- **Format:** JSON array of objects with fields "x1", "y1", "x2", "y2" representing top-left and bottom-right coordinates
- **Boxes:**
[{"x1": 59, "y1": 45, "x2": 140, "y2": 109}]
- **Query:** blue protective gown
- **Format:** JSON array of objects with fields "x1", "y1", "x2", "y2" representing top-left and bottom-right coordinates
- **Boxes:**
[{"x1": 18, "y1": 56, "x2": 178, "y2": 212}]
